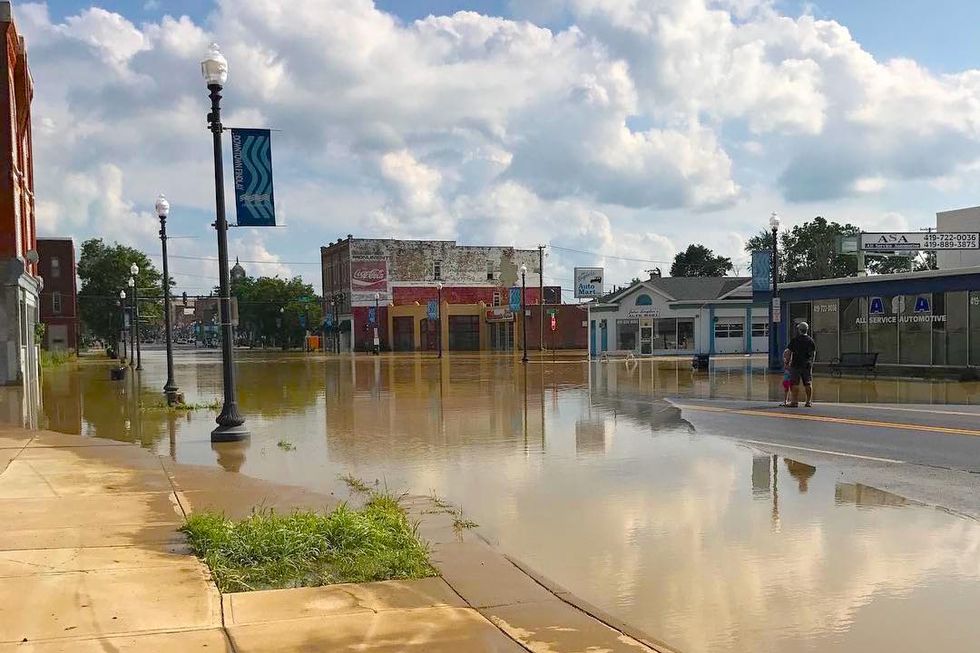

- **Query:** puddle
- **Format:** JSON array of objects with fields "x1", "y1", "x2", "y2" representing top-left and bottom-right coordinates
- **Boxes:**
[{"x1": 40, "y1": 352, "x2": 980, "y2": 652}]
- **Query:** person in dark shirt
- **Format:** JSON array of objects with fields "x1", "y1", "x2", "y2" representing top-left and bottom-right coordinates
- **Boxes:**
[{"x1": 786, "y1": 321, "x2": 816, "y2": 407}]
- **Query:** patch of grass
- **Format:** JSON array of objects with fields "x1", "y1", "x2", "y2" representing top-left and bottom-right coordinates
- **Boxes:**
[
  {"x1": 340, "y1": 473, "x2": 372, "y2": 494},
  {"x1": 40, "y1": 350, "x2": 76, "y2": 368},
  {"x1": 181, "y1": 492, "x2": 436, "y2": 592},
  {"x1": 276, "y1": 440, "x2": 296, "y2": 452},
  {"x1": 140, "y1": 400, "x2": 222, "y2": 412}
]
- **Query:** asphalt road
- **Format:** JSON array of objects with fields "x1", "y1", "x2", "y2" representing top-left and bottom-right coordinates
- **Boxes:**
[{"x1": 669, "y1": 398, "x2": 980, "y2": 519}]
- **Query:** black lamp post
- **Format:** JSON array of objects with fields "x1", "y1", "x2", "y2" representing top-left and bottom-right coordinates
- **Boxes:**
[
  {"x1": 520, "y1": 264, "x2": 528, "y2": 364},
  {"x1": 156, "y1": 194, "x2": 179, "y2": 401},
  {"x1": 373, "y1": 292, "x2": 381, "y2": 355},
  {"x1": 202, "y1": 43, "x2": 247, "y2": 442},
  {"x1": 130, "y1": 264, "x2": 143, "y2": 370},
  {"x1": 119, "y1": 290, "x2": 127, "y2": 364},
  {"x1": 769, "y1": 211, "x2": 781, "y2": 371},
  {"x1": 334, "y1": 293, "x2": 342, "y2": 354},
  {"x1": 436, "y1": 282, "x2": 443, "y2": 358}
]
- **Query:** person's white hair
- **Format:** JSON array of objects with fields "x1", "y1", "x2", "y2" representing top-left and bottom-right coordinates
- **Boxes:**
[{"x1": 797, "y1": 321, "x2": 809, "y2": 335}]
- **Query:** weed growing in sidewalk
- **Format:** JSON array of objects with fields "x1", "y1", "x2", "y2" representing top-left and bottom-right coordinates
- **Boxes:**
[
  {"x1": 340, "y1": 473, "x2": 372, "y2": 494},
  {"x1": 276, "y1": 440, "x2": 296, "y2": 451},
  {"x1": 181, "y1": 492, "x2": 436, "y2": 592},
  {"x1": 428, "y1": 491, "x2": 479, "y2": 533},
  {"x1": 140, "y1": 400, "x2": 222, "y2": 412},
  {"x1": 40, "y1": 350, "x2": 77, "y2": 368}
]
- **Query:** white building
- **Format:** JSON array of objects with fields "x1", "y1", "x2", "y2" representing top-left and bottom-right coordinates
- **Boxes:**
[
  {"x1": 936, "y1": 206, "x2": 980, "y2": 270},
  {"x1": 588, "y1": 274, "x2": 769, "y2": 357}
]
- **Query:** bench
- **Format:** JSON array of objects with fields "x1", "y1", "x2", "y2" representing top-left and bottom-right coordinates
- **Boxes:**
[{"x1": 830, "y1": 352, "x2": 878, "y2": 377}]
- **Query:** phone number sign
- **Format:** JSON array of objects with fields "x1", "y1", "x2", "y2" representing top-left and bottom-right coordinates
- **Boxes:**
[{"x1": 861, "y1": 232, "x2": 980, "y2": 251}]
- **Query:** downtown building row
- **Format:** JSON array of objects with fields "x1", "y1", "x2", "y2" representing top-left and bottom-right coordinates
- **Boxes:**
[
  {"x1": 589, "y1": 206, "x2": 980, "y2": 375},
  {"x1": 320, "y1": 237, "x2": 586, "y2": 353}
]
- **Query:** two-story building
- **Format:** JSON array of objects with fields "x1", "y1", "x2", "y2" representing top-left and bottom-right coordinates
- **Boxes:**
[
  {"x1": 0, "y1": 2, "x2": 40, "y2": 427},
  {"x1": 321, "y1": 237, "x2": 556, "y2": 352},
  {"x1": 37, "y1": 238, "x2": 77, "y2": 352}
]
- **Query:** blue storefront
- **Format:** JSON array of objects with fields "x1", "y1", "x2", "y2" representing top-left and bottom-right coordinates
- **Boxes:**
[{"x1": 769, "y1": 268, "x2": 980, "y2": 374}]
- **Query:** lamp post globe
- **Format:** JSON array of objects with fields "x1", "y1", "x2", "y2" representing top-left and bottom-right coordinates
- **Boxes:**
[
  {"x1": 202, "y1": 43, "x2": 247, "y2": 441},
  {"x1": 769, "y1": 211, "x2": 781, "y2": 371},
  {"x1": 156, "y1": 194, "x2": 179, "y2": 400},
  {"x1": 519, "y1": 264, "x2": 528, "y2": 363}
]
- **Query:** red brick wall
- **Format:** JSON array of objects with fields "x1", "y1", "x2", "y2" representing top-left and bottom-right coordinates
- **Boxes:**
[
  {"x1": 392, "y1": 285, "x2": 546, "y2": 307},
  {"x1": 525, "y1": 305, "x2": 589, "y2": 350}
]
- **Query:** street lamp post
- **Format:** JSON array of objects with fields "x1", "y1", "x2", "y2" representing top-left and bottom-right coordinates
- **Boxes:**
[
  {"x1": 520, "y1": 264, "x2": 528, "y2": 364},
  {"x1": 119, "y1": 290, "x2": 127, "y2": 364},
  {"x1": 769, "y1": 212, "x2": 781, "y2": 371},
  {"x1": 334, "y1": 293, "x2": 341, "y2": 354},
  {"x1": 129, "y1": 266, "x2": 142, "y2": 370},
  {"x1": 156, "y1": 194, "x2": 179, "y2": 401},
  {"x1": 436, "y1": 282, "x2": 443, "y2": 358},
  {"x1": 202, "y1": 43, "x2": 247, "y2": 441},
  {"x1": 373, "y1": 292, "x2": 380, "y2": 355}
]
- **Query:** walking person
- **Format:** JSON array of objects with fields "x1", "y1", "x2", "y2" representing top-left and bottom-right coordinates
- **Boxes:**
[{"x1": 786, "y1": 321, "x2": 816, "y2": 408}]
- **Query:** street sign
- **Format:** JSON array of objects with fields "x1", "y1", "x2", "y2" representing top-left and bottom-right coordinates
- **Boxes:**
[
  {"x1": 772, "y1": 298, "x2": 781, "y2": 323},
  {"x1": 860, "y1": 232, "x2": 980, "y2": 251},
  {"x1": 574, "y1": 267, "x2": 604, "y2": 298}
]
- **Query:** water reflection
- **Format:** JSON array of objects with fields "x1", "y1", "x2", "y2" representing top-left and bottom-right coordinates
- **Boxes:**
[{"x1": 37, "y1": 352, "x2": 980, "y2": 653}]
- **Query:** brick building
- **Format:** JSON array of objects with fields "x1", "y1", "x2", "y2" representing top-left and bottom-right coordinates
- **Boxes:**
[
  {"x1": 321, "y1": 237, "x2": 560, "y2": 352},
  {"x1": 37, "y1": 238, "x2": 78, "y2": 352},
  {"x1": 0, "y1": 1, "x2": 41, "y2": 427}
]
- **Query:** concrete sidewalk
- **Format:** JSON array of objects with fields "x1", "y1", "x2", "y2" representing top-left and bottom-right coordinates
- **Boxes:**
[{"x1": 0, "y1": 426, "x2": 668, "y2": 653}]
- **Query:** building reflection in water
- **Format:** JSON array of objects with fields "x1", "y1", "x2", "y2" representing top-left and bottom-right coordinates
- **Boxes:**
[{"x1": 835, "y1": 483, "x2": 909, "y2": 508}]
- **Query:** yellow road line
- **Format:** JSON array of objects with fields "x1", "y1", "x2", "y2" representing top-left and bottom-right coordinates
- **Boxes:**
[{"x1": 674, "y1": 403, "x2": 980, "y2": 438}]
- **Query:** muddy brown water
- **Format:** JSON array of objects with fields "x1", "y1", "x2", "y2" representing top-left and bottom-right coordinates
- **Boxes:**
[{"x1": 42, "y1": 351, "x2": 980, "y2": 653}]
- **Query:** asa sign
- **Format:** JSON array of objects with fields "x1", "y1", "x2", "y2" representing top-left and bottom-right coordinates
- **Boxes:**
[{"x1": 860, "y1": 232, "x2": 980, "y2": 251}]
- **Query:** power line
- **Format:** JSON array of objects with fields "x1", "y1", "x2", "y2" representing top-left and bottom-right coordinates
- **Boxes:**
[
  {"x1": 548, "y1": 243, "x2": 673, "y2": 265},
  {"x1": 146, "y1": 252, "x2": 321, "y2": 266}
]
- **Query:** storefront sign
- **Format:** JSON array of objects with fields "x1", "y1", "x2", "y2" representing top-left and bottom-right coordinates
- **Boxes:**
[
  {"x1": 627, "y1": 308, "x2": 659, "y2": 318},
  {"x1": 574, "y1": 267, "x2": 604, "y2": 298},
  {"x1": 861, "y1": 232, "x2": 980, "y2": 251},
  {"x1": 350, "y1": 259, "x2": 389, "y2": 305},
  {"x1": 856, "y1": 315, "x2": 946, "y2": 325},
  {"x1": 486, "y1": 308, "x2": 515, "y2": 322}
]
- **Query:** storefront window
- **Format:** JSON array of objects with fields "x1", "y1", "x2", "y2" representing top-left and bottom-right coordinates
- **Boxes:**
[
  {"x1": 943, "y1": 292, "x2": 968, "y2": 366},
  {"x1": 788, "y1": 302, "x2": 810, "y2": 334},
  {"x1": 654, "y1": 318, "x2": 677, "y2": 349},
  {"x1": 811, "y1": 299, "x2": 838, "y2": 363},
  {"x1": 617, "y1": 319, "x2": 638, "y2": 351},
  {"x1": 898, "y1": 294, "x2": 933, "y2": 365},
  {"x1": 677, "y1": 319, "x2": 695, "y2": 350},
  {"x1": 867, "y1": 296, "x2": 898, "y2": 364},
  {"x1": 839, "y1": 297, "x2": 866, "y2": 355}
]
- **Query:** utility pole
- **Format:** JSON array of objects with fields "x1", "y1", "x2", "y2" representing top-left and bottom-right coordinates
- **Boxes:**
[{"x1": 538, "y1": 244, "x2": 544, "y2": 351}]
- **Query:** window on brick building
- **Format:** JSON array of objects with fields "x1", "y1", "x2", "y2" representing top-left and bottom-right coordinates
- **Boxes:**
[
  {"x1": 486, "y1": 261, "x2": 494, "y2": 281},
  {"x1": 51, "y1": 257, "x2": 60, "y2": 278},
  {"x1": 53, "y1": 292, "x2": 62, "y2": 314},
  {"x1": 434, "y1": 260, "x2": 442, "y2": 280}
]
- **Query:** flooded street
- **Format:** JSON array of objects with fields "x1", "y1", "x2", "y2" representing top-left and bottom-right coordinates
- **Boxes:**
[{"x1": 43, "y1": 351, "x2": 980, "y2": 653}]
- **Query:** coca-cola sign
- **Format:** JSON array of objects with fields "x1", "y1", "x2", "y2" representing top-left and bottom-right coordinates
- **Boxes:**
[{"x1": 350, "y1": 259, "x2": 388, "y2": 292}]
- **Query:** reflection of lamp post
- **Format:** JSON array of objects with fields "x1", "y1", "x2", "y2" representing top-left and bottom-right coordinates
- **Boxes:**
[
  {"x1": 437, "y1": 282, "x2": 443, "y2": 358},
  {"x1": 156, "y1": 194, "x2": 179, "y2": 400},
  {"x1": 520, "y1": 264, "x2": 528, "y2": 364},
  {"x1": 119, "y1": 290, "x2": 127, "y2": 364},
  {"x1": 373, "y1": 292, "x2": 380, "y2": 355},
  {"x1": 202, "y1": 43, "x2": 247, "y2": 441},
  {"x1": 769, "y1": 212, "x2": 781, "y2": 371}
]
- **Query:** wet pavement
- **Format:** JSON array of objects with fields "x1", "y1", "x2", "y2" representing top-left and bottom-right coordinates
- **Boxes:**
[{"x1": 38, "y1": 351, "x2": 980, "y2": 653}]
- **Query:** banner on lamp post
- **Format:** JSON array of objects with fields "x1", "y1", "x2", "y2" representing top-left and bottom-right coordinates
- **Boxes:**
[{"x1": 231, "y1": 128, "x2": 277, "y2": 226}]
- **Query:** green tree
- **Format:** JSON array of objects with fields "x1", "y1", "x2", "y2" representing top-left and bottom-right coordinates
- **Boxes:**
[
  {"x1": 230, "y1": 275, "x2": 322, "y2": 348},
  {"x1": 77, "y1": 239, "x2": 163, "y2": 349},
  {"x1": 670, "y1": 244, "x2": 733, "y2": 277}
]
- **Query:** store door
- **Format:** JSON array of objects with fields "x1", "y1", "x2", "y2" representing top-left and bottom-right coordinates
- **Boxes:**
[
  {"x1": 640, "y1": 325, "x2": 653, "y2": 355},
  {"x1": 489, "y1": 322, "x2": 514, "y2": 351},
  {"x1": 392, "y1": 317, "x2": 414, "y2": 351}
]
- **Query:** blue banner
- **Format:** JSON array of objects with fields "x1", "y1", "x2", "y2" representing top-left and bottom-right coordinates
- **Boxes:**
[
  {"x1": 509, "y1": 287, "x2": 521, "y2": 312},
  {"x1": 231, "y1": 128, "x2": 276, "y2": 226},
  {"x1": 751, "y1": 251, "x2": 772, "y2": 292},
  {"x1": 427, "y1": 300, "x2": 439, "y2": 321},
  {"x1": 368, "y1": 307, "x2": 377, "y2": 324}
]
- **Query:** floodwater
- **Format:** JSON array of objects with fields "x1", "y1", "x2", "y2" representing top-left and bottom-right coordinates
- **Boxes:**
[{"x1": 41, "y1": 351, "x2": 980, "y2": 653}]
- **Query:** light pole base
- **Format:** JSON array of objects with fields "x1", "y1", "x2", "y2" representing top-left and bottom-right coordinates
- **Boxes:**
[{"x1": 211, "y1": 423, "x2": 249, "y2": 442}]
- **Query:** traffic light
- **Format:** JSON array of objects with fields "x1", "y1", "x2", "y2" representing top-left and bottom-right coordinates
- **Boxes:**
[{"x1": 182, "y1": 292, "x2": 188, "y2": 306}]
